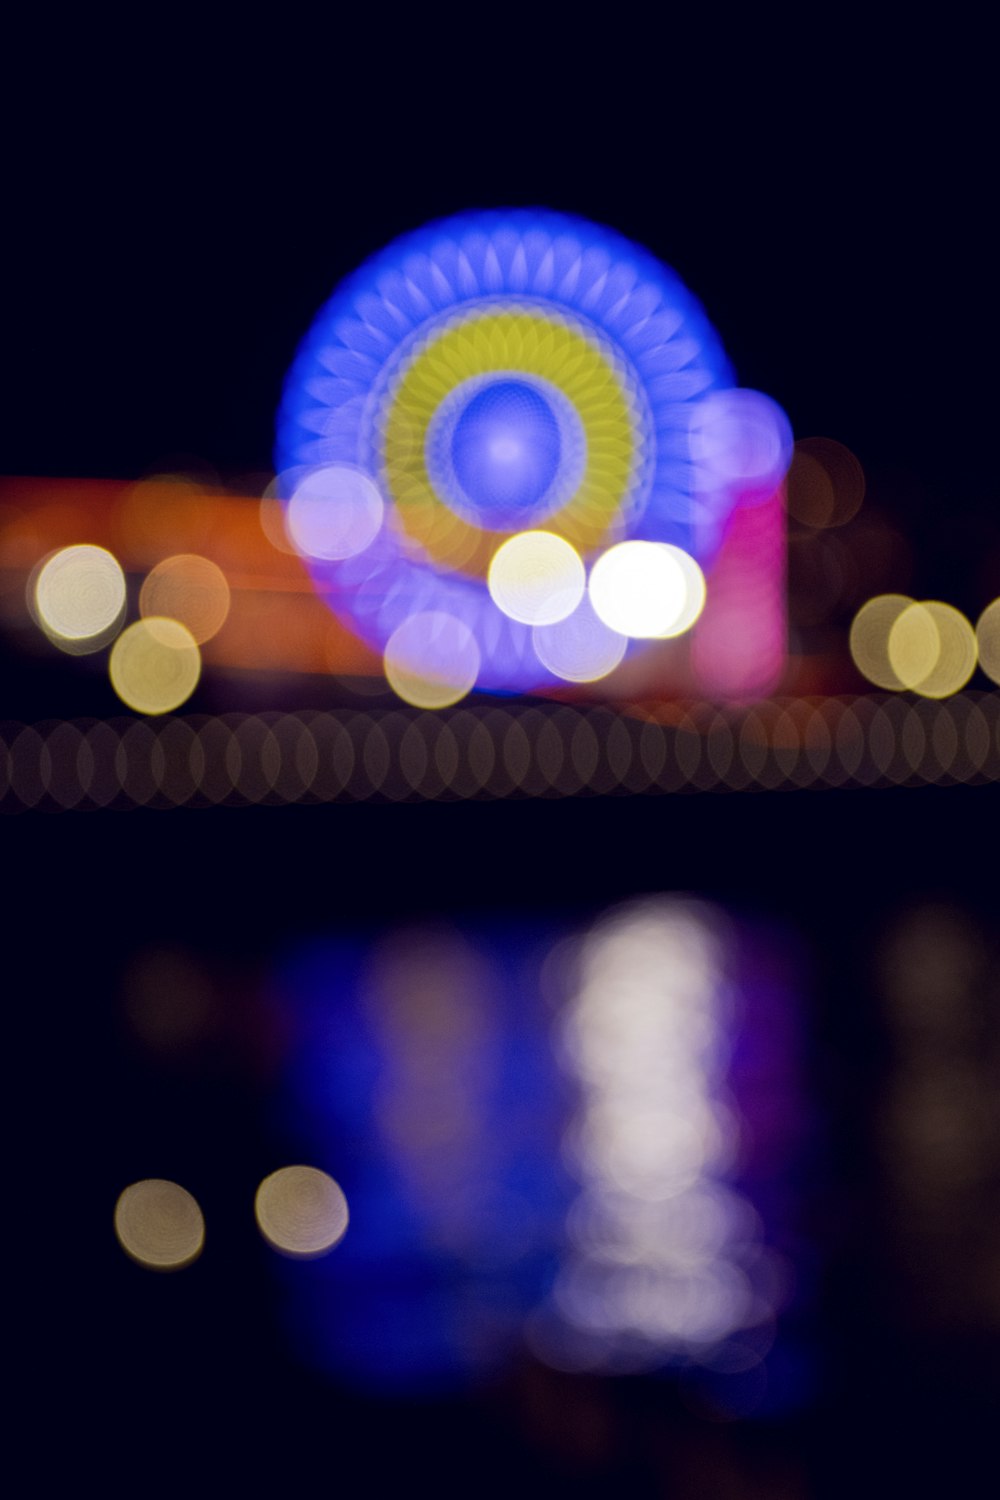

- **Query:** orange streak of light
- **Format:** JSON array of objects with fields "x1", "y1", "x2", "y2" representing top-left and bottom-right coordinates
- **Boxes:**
[{"x1": 0, "y1": 475, "x2": 382, "y2": 677}]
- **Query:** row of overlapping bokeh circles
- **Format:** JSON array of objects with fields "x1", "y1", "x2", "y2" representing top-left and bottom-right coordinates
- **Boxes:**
[{"x1": 3, "y1": 694, "x2": 998, "y2": 810}]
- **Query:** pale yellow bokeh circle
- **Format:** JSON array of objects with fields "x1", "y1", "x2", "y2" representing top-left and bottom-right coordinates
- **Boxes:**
[
  {"x1": 487, "y1": 531, "x2": 585, "y2": 626},
  {"x1": 109, "y1": 617, "x2": 201, "y2": 714},
  {"x1": 849, "y1": 594, "x2": 913, "y2": 690},
  {"x1": 114, "y1": 1178, "x2": 205, "y2": 1270},
  {"x1": 975, "y1": 598, "x2": 1000, "y2": 686},
  {"x1": 888, "y1": 601, "x2": 977, "y2": 698},
  {"x1": 887, "y1": 602, "x2": 940, "y2": 688},
  {"x1": 139, "y1": 554, "x2": 231, "y2": 643},
  {"x1": 34, "y1": 544, "x2": 126, "y2": 644},
  {"x1": 383, "y1": 611, "x2": 480, "y2": 710},
  {"x1": 254, "y1": 1166, "x2": 350, "y2": 1258}
]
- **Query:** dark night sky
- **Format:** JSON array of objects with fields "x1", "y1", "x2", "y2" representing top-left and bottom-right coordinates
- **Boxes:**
[{"x1": 4, "y1": 25, "x2": 995, "y2": 593}]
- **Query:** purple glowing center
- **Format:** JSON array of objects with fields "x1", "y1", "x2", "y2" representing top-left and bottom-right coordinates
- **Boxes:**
[{"x1": 449, "y1": 379, "x2": 562, "y2": 528}]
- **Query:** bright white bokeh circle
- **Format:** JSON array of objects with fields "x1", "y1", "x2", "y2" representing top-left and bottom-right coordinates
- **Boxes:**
[
  {"x1": 34, "y1": 544, "x2": 127, "y2": 643},
  {"x1": 487, "y1": 531, "x2": 586, "y2": 626},
  {"x1": 588, "y1": 541, "x2": 706, "y2": 639}
]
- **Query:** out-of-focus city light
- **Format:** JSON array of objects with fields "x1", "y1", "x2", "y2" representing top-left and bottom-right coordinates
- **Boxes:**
[
  {"x1": 255, "y1": 1166, "x2": 349, "y2": 1258},
  {"x1": 850, "y1": 594, "x2": 914, "y2": 690},
  {"x1": 532, "y1": 595, "x2": 628, "y2": 683},
  {"x1": 0, "y1": 475, "x2": 785, "y2": 701},
  {"x1": 259, "y1": 476, "x2": 298, "y2": 554},
  {"x1": 785, "y1": 437, "x2": 866, "y2": 528},
  {"x1": 269, "y1": 923, "x2": 566, "y2": 1385},
  {"x1": 589, "y1": 542, "x2": 705, "y2": 639},
  {"x1": 446, "y1": 377, "x2": 574, "y2": 530},
  {"x1": 877, "y1": 906, "x2": 997, "y2": 1331},
  {"x1": 690, "y1": 488, "x2": 786, "y2": 701},
  {"x1": 383, "y1": 611, "x2": 480, "y2": 709},
  {"x1": 975, "y1": 598, "x2": 1000, "y2": 685},
  {"x1": 3, "y1": 693, "x2": 1000, "y2": 812},
  {"x1": 116, "y1": 472, "x2": 216, "y2": 566},
  {"x1": 109, "y1": 617, "x2": 202, "y2": 714},
  {"x1": 268, "y1": 910, "x2": 804, "y2": 1404},
  {"x1": 361, "y1": 928, "x2": 534, "y2": 1272},
  {"x1": 852, "y1": 595, "x2": 977, "y2": 698},
  {"x1": 114, "y1": 1178, "x2": 205, "y2": 1270},
  {"x1": 487, "y1": 531, "x2": 585, "y2": 626},
  {"x1": 539, "y1": 899, "x2": 774, "y2": 1373},
  {"x1": 32, "y1": 543, "x2": 126, "y2": 652},
  {"x1": 663, "y1": 545, "x2": 707, "y2": 634},
  {"x1": 690, "y1": 388, "x2": 793, "y2": 500},
  {"x1": 271, "y1": 210, "x2": 790, "y2": 694},
  {"x1": 887, "y1": 602, "x2": 941, "y2": 688},
  {"x1": 139, "y1": 553, "x2": 231, "y2": 643},
  {"x1": 285, "y1": 464, "x2": 384, "y2": 561},
  {"x1": 887, "y1": 601, "x2": 977, "y2": 697}
]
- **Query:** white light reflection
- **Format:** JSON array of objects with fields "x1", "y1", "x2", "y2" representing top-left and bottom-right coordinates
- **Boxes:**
[{"x1": 536, "y1": 899, "x2": 773, "y2": 1373}]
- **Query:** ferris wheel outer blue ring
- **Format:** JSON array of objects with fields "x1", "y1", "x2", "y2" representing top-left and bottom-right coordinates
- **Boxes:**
[{"x1": 275, "y1": 209, "x2": 737, "y2": 694}]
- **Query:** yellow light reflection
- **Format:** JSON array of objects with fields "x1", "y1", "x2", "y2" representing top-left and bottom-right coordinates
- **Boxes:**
[
  {"x1": 139, "y1": 554, "x2": 231, "y2": 643},
  {"x1": 254, "y1": 1165, "x2": 349, "y2": 1258},
  {"x1": 32, "y1": 544, "x2": 126, "y2": 652},
  {"x1": 887, "y1": 603, "x2": 940, "y2": 688},
  {"x1": 849, "y1": 594, "x2": 914, "y2": 690},
  {"x1": 109, "y1": 617, "x2": 201, "y2": 714},
  {"x1": 487, "y1": 531, "x2": 585, "y2": 626},
  {"x1": 888, "y1": 601, "x2": 977, "y2": 698},
  {"x1": 976, "y1": 598, "x2": 1000, "y2": 686},
  {"x1": 383, "y1": 611, "x2": 480, "y2": 710},
  {"x1": 114, "y1": 1178, "x2": 204, "y2": 1270}
]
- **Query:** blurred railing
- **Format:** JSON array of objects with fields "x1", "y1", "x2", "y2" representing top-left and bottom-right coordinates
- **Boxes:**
[{"x1": 3, "y1": 690, "x2": 998, "y2": 811}]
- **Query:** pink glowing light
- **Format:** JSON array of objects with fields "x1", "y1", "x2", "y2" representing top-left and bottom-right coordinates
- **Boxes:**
[{"x1": 691, "y1": 486, "x2": 786, "y2": 702}]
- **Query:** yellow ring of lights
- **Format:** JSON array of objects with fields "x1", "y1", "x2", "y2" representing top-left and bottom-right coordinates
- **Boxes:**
[{"x1": 380, "y1": 309, "x2": 640, "y2": 577}]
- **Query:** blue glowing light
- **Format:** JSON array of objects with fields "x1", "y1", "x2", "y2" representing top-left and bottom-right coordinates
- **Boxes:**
[
  {"x1": 275, "y1": 209, "x2": 768, "y2": 695},
  {"x1": 449, "y1": 380, "x2": 563, "y2": 526},
  {"x1": 266, "y1": 908, "x2": 810, "y2": 1408},
  {"x1": 268, "y1": 925, "x2": 568, "y2": 1389}
]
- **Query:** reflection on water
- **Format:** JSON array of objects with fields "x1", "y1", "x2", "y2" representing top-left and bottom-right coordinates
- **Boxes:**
[{"x1": 267, "y1": 901, "x2": 808, "y2": 1410}]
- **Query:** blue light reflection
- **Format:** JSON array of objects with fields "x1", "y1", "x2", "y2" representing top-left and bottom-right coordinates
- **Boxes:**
[{"x1": 266, "y1": 904, "x2": 812, "y2": 1413}]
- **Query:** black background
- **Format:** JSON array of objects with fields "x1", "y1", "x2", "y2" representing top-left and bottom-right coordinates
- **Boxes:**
[{"x1": 4, "y1": 19, "x2": 998, "y2": 1496}]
